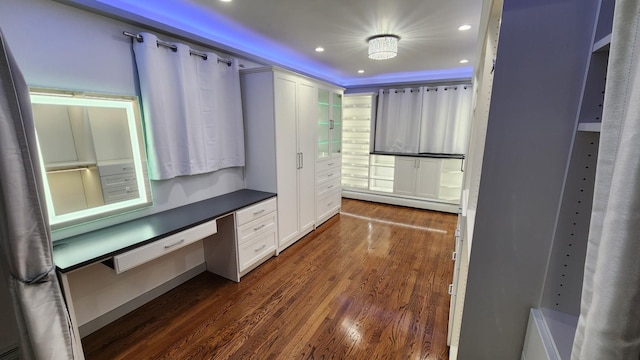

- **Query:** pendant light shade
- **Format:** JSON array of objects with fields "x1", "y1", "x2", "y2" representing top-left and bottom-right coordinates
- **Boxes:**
[{"x1": 367, "y1": 34, "x2": 400, "y2": 60}]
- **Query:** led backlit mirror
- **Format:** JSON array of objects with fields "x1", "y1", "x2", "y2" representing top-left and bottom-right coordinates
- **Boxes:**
[{"x1": 30, "y1": 89, "x2": 152, "y2": 230}]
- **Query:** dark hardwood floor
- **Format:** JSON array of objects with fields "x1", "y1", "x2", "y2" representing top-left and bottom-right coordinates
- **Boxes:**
[{"x1": 82, "y1": 198, "x2": 456, "y2": 359}]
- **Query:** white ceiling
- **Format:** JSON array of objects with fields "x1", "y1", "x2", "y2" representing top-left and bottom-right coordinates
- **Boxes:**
[
  {"x1": 68, "y1": 0, "x2": 483, "y2": 87},
  {"x1": 191, "y1": 0, "x2": 483, "y2": 86}
]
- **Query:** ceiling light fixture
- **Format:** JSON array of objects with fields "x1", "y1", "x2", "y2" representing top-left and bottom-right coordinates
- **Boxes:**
[
  {"x1": 458, "y1": 24, "x2": 471, "y2": 31},
  {"x1": 315, "y1": 46, "x2": 325, "y2": 52},
  {"x1": 220, "y1": 0, "x2": 232, "y2": 2},
  {"x1": 460, "y1": 59, "x2": 469, "y2": 64},
  {"x1": 367, "y1": 34, "x2": 400, "y2": 60},
  {"x1": 357, "y1": 69, "x2": 365, "y2": 74}
]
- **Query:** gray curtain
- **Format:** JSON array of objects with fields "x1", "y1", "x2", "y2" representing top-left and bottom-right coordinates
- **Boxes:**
[
  {"x1": 571, "y1": 1, "x2": 640, "y2": 359},
  {"x1": 0, "y1": 29, "x2": 78, "y2": 358}
]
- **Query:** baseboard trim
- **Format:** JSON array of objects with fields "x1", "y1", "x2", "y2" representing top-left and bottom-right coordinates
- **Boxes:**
[
  {"x1": 342, "y1": 190, "x2": 460, "y2": 213},
  {"x1": 78, "y1": 264, "x2": 206, "y2": 337}
]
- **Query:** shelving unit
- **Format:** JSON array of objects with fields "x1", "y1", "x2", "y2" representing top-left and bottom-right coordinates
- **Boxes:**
[
  {"x1": 520, "y1": 0, "x2": 612, "y2": 359},
  {"x1": 439, "y1": 159, "x2": 464, "y2": 201},
  {"x1": 368, "y1": 154, "x2": 395, "y2": 193},
  {"x1": 317, "y1": 88, "x2": 343, "y2": 160},
  {"x1": 341, "y1": 93, "x2": 375, "y2": 190}
]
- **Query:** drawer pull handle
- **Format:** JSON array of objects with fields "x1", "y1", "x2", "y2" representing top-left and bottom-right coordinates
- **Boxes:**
[
  {"x1": 254, "y1": 224, "x2": 266, "y2": 231},
  {"x1": 328, "y1": 173, "x2": 334, "y2": 177},
  {"x1": 448, "y1": 284, "x2": 454, "y2": 295},
  {"x1": 328, "y1": 201, "x2": 334, "y2": 206},
  {"x1": 255, "y1": 244, "x2": 267, "y2": 252},
  {"x1": 328, "y1": 163, "x2": 334, "y2": 166},
  {"x1": 164, "y1": 239, "x2": 185, "y2": 249},
  {"x1": 327, "y1": 185, "x2": 334, "y2": 189},
  {"x1": 253, "y1": 209, "x2": 265, "y2": 215},
  {"x1": 452, "y1": 251, "x2": 457, "y2": 261}
]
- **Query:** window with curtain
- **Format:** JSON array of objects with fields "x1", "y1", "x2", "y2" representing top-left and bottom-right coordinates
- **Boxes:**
[
  {"x1": 374, "y1": 84, "x2": 473, "y2": 155},
  {"x1": 132, "y1": 32, "x2": 245, "y2": 180}
]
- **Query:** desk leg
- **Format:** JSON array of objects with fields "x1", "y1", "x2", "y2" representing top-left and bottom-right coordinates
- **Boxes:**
[{"x1": 59, "y1": 272, "x2": 85, "y2": 360}]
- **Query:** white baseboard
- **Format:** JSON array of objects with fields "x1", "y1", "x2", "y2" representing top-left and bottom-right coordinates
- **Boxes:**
[{"x1": 342, "y1": 190, "x2": 460, "y2": 213}]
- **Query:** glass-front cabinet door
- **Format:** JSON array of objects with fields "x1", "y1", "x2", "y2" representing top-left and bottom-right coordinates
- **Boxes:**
[
  {"x1": 330, "y1": 92, "x2": 342, "y2": 156},
  {"x1": 317, "y1": 89, "x2": 330, "y2": 160},
  {"x1": 317, "y1": 88, "x2": 343, "y2": 160}
]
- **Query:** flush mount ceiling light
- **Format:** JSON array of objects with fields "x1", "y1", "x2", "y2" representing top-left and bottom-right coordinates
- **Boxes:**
[{"x1": 367, "y1": 34, "x2": 400, "y2": 60}]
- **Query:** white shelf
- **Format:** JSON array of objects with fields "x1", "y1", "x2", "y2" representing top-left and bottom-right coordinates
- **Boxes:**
[
  {"x1": 343, "y1": 104, "x2": 371, "y2": 109},
  {"x1": 592, "y1": 33, "x2": 611, "y2": 53},
  {"x1": 369, "y1": 186, "x2": 394, "y2": 193},
  {"x1": 370, "y1": 163, "x2": 394, "y2": 168},
  {"x1": 343, "y1": 173, "x2": 369, "y2": 179},
  {"x1": 342, "y1": 163, "x2": 369, "y2": 168},
  {"x1": 577, "y1": 122, "x2": 601, "y2": 132},
  {"x1": 45, "y1": 160, "x2": 97, "y2": 172},
  {"x1": 370, "y1": 175, "x2": 394, "y2": 181},
  {"x1": 343, "y1": 128, "x2": 370, "y2": 133}
]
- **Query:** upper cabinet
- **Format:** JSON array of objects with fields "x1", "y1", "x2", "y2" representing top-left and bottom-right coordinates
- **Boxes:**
[{"x1": 317, "y1": 88, "x2": 343, "y2": 160}]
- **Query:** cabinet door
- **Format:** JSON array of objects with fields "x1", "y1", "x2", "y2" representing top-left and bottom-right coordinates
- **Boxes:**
[
  {"x1": 297, "y1": 81, "x2": 317, "y2": 232},
  {"x1": 330, "y1": 92, "x2": 342, "y2": 157},
  {"x1": 274, "y1": 76, "x2": 299, "y2": 245},
  {"x1": 317, "y1": 89, "x2": 330, "y2": 160},
  {"x1": 415, "y1": 158, "x2": 440, "y2": 198},
  {"x1": 393, "y1": 157, "x2": 417, "y2": 196}
]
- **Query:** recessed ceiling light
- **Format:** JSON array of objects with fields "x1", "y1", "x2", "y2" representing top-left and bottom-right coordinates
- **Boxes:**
[
  {"x1": 315, "y1": 46, "x2": 325, "y2": 52},
  {"x1": 357, "y1": 70, "x2": 365, "y2": 74},
  {"x1": 458, "y1": 24, "x2": 472, "y2": 31},
  {"x1": 220, "y1": 0, "x2": 232, "y2": 2},
  {"x1": 460, "y1": 59, "x2": 469, "y2": 64}
]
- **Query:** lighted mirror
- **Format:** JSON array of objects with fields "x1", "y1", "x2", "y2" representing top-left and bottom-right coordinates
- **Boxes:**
[{"x1": 30, "y1": 89, "x2": 152, "y2": 230}]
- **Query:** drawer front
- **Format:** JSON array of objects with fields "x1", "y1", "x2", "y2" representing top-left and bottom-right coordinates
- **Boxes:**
[
  {"x1": 316, "y1": 167, "x2": 341, "y2": 185},
  {"x1": 236, "y1": 198, "x2": 277, "y2": 227},
  {"x1": 238, "y1": 229, "x2": 277, "y2": 272},
  {"x1": 113, "y1": 218, "x2": 217, "y2": 274},
  {"x1": 237, "y1": 211, "x2": 277, "y2": 245},
  {"x1": 101, "y1": 173, "x2": 137, "y2": 187},
  {"x1": 316, "y1": 189, "x2": 341, "y2": 219},
  {"x1": 98, "y1": 162, "x2": 136, "y2": 176},
  {"x1": 102, "y1": 184, "x2": 139, "y2": 204},
  {"x1": 316, "y1": 177, "x2": 341, "y2": 197},
  {"x1": 317, "y1": 158, "x2": 341, "y2": 173}
]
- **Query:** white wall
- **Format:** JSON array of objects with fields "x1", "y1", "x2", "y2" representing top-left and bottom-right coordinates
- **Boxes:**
[{"x1": 0, "y1": 0, "x2": 254, "y2": 333}]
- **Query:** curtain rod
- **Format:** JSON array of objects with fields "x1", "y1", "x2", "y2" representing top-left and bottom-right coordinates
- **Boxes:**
[
  {"x1": 381, "y1": 84, "x2": 472, "y2": 94},
  {"x1": 123, "y1": 31, "x2": 237, "y2": 67}
]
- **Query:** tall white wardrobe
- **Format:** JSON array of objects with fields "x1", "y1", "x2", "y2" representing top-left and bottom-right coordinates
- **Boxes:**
[{"x1": 241, "y1": 66, "x2": 343, "y2": 252}]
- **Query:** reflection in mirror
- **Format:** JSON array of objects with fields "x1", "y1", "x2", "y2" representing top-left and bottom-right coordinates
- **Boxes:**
[{"x1": 30, "y1": 89, "x2": 152, "y2": 230}]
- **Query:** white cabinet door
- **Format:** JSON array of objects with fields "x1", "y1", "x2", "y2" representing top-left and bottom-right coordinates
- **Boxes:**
[
  {"x1": 415, "y1": 158, "x2": 440, "y2": 198},
  {"x1": 274, "y1": 75, "x2": 299, "y2": 246},
  {"x1": 393, "y1": 157, "x2": 417, "y2": 196},
  {"x1": 297, "y1": 81, "x2": 317, "y2": 232}
]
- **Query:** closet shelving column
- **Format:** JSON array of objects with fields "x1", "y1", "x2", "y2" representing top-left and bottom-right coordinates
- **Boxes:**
[
  {"x1": 341, "y1": 93, "x2": 375, "y2": 190},
  {"x1": 522, "y1": 0, "x2": 613, "y2": 358},
  {"x1": 368, "y1": 154, "x2": 395, "y2": 193}
]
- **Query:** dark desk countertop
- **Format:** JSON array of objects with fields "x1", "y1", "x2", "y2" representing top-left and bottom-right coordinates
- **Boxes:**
[
  {"x1": 370, "y1": 152, "x2": 465, "y2": 159},
  {"x1": 53, "y1": 189, "x2": 276, "y2": 273}
]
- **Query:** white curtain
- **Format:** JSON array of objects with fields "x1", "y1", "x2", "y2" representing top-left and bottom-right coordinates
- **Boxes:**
[
  {"x1": 374, "y1": 88, "x2": 422, "y2": 153},
  {"x1": 571, "y1": 1, "x2": 640, "y2": 359},
  {"x1": 0, "y1": 28, "x2": 79, "y2": 359},
  {"x1": 132, "y1": 33, "x2": 245, "y2": 180},
  {"x1": 419, "y1": 85, "x2": 473, "y2": 154}
]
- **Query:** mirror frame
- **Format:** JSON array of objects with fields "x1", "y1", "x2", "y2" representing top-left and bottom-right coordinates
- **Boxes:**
[{"x1": 30, "y1": 88, "x2": 152, "y2": 230}]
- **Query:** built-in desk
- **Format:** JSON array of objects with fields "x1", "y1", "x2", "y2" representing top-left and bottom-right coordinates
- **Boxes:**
[{"x1": 53, "y1": 189, "x2": 276, "y2": 360}]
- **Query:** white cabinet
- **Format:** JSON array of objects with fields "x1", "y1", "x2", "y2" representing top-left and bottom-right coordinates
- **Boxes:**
[
  {"x1": 316, "y1": 158, "x2": 341, "y2": 225},
  {"x1": 393, "y1": 157, "x2": 440, "y2": 198},
  {"x1": 342, "y1": 93, "x2": 375, "y2": 190},
  {"x1": 241, "y1": 67, "x2": 317, "y2": 252},
  {"x1": 369, "y1": 154, "x2": 395, "y2": 193},
  {"x1": 317, "y1": 88, "x2": 343, "y2": 160}
]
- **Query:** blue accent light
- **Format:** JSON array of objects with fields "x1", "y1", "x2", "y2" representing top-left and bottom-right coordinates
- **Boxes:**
[{"x1": 82, "y1": 0, "x2": 471, "y2": 87}]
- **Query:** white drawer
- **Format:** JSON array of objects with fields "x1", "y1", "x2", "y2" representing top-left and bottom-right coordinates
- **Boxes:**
[
  {"x1": 238, "y1": 229, "x2": 277, "y2": 272},
  {"x1": 316, "y1": 168, "x2": 341, "y2": 185},
  {"x1": 237, "y1": 211, "x2": 277, "y2": 245},
  {"x1": 236, "y1": 198, "x2": 277, "y2": 226},
  {"x1": 113, "y1": 219, "x2": 217, "y2": 274},
  {"x1": 317, "y1": 158, "x2": 341, "y2": 172},
  {"x1": 98, "y1": 162, "x2": 136, "y2": 176},
  {"x1": 316, "y1": 177, "x2": 341, "y2": 197},
  {"x1": 316, "y1": 189, "x2": 341, "y2": 220},
  {"x1": 101, "y1": 173, "x2": 137, "y2": 187}
]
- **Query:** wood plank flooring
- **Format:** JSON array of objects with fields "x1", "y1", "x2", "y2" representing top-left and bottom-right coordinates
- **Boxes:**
[{"x1": 82, "y1": 199, "x2": 456, "y2": 359}]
